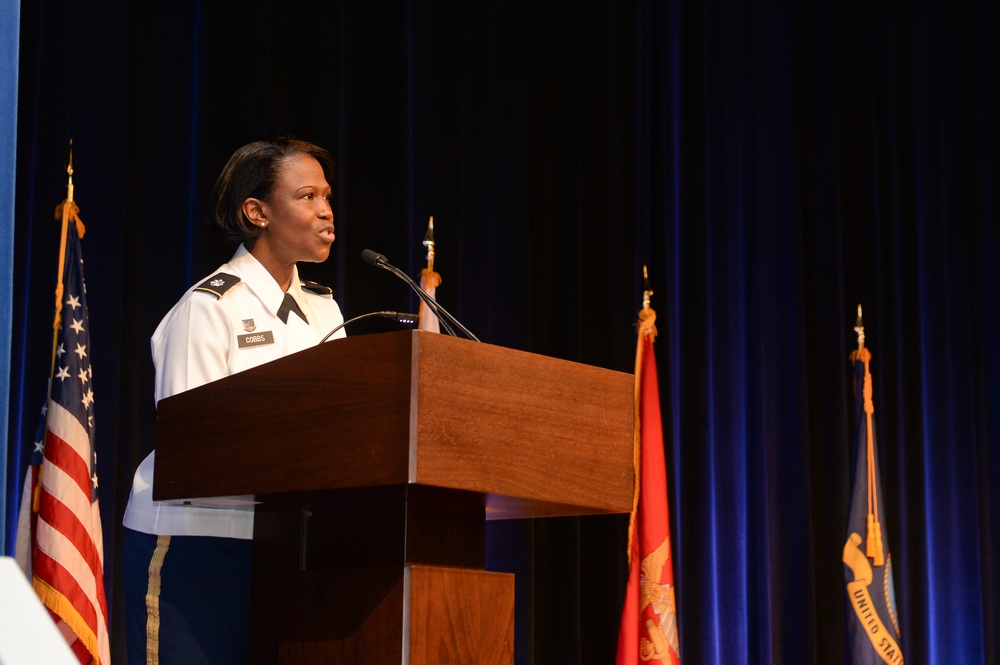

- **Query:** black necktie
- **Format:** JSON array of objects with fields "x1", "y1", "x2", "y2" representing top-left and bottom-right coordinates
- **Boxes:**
[{"x1": 277, "y1": 292, "x2": 308, "y2": 324}]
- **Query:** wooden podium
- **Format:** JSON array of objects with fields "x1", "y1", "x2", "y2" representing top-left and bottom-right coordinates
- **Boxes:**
[{"x1": 154, "y1": 331, "x2": 633, "y2": 664}]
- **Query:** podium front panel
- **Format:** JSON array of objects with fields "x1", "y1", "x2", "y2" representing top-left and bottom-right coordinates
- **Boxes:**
[{"x1": 155, "y1": 331, "x2": 633, "y2": 519}]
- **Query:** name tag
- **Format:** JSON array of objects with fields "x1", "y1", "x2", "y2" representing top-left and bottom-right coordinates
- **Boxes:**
[{"x1": 237, "y1": 331, "x2": 275, "y2": 348}]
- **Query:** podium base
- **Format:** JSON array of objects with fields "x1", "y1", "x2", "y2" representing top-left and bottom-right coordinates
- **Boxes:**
[
  {"x1": 250, "y1": 564, "x2": 514, "y2": 664},
  {"x1": 249, "y1": 487, "x2": 513, "y2": 664}
]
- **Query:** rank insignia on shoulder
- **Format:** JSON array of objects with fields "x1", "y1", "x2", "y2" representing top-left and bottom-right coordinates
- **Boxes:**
[
  {"x1": 301, "y1": 280, "x2": 333, "y2": 296},
  {"x1": 195, "y1": 273, "x2": 241, "y2": 299}
]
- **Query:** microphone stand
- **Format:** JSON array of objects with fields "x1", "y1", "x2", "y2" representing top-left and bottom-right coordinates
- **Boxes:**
[{"x1": 362, "y1": 250, "x2": 480, "y2": 342}]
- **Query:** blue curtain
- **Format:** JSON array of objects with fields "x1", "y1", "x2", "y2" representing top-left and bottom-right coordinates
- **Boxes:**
[
  {"x1": 6, "y1": 1, "x2": 999, "y2": 663},
  {"x1": 0, "y1": 0, "x2": 21, "y2": 556}
]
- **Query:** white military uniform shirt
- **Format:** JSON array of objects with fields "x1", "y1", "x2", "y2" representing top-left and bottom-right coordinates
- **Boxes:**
[{"x1": 123, "y1": 244, "x2": 346, "y2": 538}]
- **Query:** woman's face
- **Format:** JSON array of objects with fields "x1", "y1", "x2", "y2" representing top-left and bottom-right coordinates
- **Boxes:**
[{"x1": 257, "y1": 153, "x2": 335, "y2": 265}]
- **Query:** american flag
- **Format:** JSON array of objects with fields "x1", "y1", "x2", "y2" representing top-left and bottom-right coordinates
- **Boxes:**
[{"x1": 14, "y1": 208, "x2": 110, "y2": 664}]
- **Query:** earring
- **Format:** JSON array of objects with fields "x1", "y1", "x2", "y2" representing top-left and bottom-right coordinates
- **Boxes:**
[{"x1": 259, "y1": 221, "x2": 268, "y2": 228}]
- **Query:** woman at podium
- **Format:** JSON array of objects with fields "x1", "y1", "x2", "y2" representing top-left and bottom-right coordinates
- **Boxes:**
[{"x1": 121, "y1": 138, "x2": 346, "y2": 665}]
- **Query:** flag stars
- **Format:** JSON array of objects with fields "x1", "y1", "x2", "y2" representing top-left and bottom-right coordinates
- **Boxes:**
[
  {"x1": 74, "y1": 343, "x2": 88, "y2": 360},
  {"x1": 70, "y1": 318, "x2": 85, "y2": 334},
  {"x1": 34, "y1": 439, "x2": 44, "y2": 454},
  {"x1": 56, "y1": 366, "x2": 71, "y2": 382},
  {"x1": 78, "y1": 367, "x2": 90, "y2": 384},
  {"x1": 57, "y1": 343, "x2": 66, "y2": 357},
  {"x1": 82, "y1": 388, "x2": 95, "y2": 409},
  {"x1": 65, "y1": 294, "x2": 81, "y2": 310}
]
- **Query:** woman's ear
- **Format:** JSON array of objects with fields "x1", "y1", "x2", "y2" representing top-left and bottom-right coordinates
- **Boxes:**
[{"x1": 242, "y1": 198, "x2": 268, "y2": 228}]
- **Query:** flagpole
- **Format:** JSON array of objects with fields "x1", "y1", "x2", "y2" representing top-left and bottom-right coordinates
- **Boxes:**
[
  {"x1": 423, "y1": 215, "x2": 435, "y2": 272},
  {"x1": 628, "y1": 266, "x2": 657, "y2": 562},
  {"x1": 418, "y1": 216, "x2": 447, "y2": 334},
  {"x1": 638, "y1": 265, "x2": 657, "y2": 341},
  {"x1": 853, "y1": 303, "x2": 865, "y2": 351},
  {"x1": 38, "y1": 144, "x2": 76, "y2": 512},
  {"x1": 49, "y1": 142, "x2": 73, "y2": 376},
  {"x1": 50, "y1": 140, "x2": 86, "y2": 376}
]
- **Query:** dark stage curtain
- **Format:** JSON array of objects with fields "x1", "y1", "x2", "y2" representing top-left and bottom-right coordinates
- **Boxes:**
[{"x1": 6, "y1": 1, "x2": 999, "y2": 663}]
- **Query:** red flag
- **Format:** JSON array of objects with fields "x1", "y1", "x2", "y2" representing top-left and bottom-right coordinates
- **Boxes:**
[
  {"x1": 15, "y1": 196, "x2": 110, "y2": 664},
  {"x1": 616, "y1": 306, "x2": 681, "y2": 665}
]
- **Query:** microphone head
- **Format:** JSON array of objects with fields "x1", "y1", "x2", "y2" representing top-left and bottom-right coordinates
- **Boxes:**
[{"x1": 361, "y1": 249, "x2": 388, "y2": 266}]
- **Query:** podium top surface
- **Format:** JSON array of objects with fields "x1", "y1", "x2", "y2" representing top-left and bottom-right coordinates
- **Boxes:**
[{"x1": 154, "y1": 330, "x2": 634, "y2": 519}]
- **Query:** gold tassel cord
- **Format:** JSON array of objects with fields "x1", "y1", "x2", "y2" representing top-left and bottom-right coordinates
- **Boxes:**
[
  {"x1": 851, "y1": 346, "x2": 884, "y2": 567},
  {"x1": 627, "y1": 267, "x2": 658, "y2": 565},
  {"x1": 626, "y1": 326, "x2": 642, "y2": 566},
  {"x1": 863, "y1": 350, "x2": 884, "y2": 566},
  {"x1": 851, "y1": 304, "x2": 883, "y2": 566}
]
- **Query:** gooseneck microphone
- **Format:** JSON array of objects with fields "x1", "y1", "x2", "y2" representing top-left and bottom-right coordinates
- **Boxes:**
[
  {"x1": 361, "y1": 249, "x2": 480, "y2": 342},
  {"x1": 318, "y1": 311, "x2": 418, "y2": 344}
]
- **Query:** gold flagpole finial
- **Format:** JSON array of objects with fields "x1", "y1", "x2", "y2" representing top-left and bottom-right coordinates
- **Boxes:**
[
  {"x1": 422, "y1": 216, "x2": 435, "y2": 271},
  {"x1": 854, "y1": 304, "x2": 865, "y2": 350},
  {"x1": 637, "y1": 265, "x2": 657, "y2": 339},
  {"x1": 66, "y1": 139, "x2": 75, "y2": 204}
]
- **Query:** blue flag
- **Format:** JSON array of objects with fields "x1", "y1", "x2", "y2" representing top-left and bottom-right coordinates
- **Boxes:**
[{"x1": 843, "y1": 346, "x2": 904, "y2": 665}]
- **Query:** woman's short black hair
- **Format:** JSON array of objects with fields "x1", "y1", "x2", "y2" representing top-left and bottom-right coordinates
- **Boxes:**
[{"x1": 211, "y1": 137, "x2": 335, "y2": 243}]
